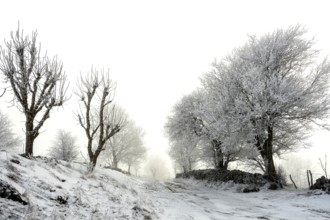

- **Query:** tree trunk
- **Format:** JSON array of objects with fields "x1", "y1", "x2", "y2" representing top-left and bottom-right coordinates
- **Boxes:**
[
  {"x1": 25, "y1": 118, "x2": 34, "y2": 156},
  {"x1": 213, "y1": 150, "x2": 218, "y2": 168},
  {"x1": 212, "y1": 139, "x2": 226, "y2": 169},
  {"x1": 111, "y1": 147, "x2": 118, "y2": 169},
  {"x1": 89, "y1": 155, "x2": 98, "y2": 171},
  {"x1": 264, "y1": 154, "x2": 277, "y2": 181},
  {"x1": 223, "y1": 160, "x2": 229, "y2": 170},
  {"x1": 263, "y1": 126, "x2": 277, "y2": 182},
  {"x1": 183, "y1": 166, "x2": 187, "y2": 174},
  {"x1": 87, "y1": 139, "x2": 93, "y2": 163},
  {"x1": 255, "y1": 125, "x2": 277, "y2": 182},
  {"x1": 93, "y1": 148, "x2": 102, "y2": 167},
  {"x1": 86, "y1": 139, "x2": 96, "y2": 171},
  {"x1": 113, "y1": 159, "x2": 118, "y2": 169},
  {"x1": 127, "y1": 164, "x2": 131, "y2": 174},
  {"x1": 188, "y1": 159, "x2": 192, "y2": 172},
  {"x1": 216, "y1": 157, "x2": 225, "y2": 169},
  {"x1": 217, "y1": 152, "x2": 226, "y2": 169}
]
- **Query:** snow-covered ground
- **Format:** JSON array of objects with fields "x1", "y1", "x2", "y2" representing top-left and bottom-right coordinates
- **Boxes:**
[{"x1": 0, "y1": 151, "x2": 329, "y2": 220}]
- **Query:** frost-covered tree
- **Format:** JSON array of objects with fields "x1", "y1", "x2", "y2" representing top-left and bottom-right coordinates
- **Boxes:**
[
  {"x1": 102, "y1": 110, "x2": 146, "y2": 172},
  {"x1": 165, "y1": 92, "x2": 203, "y2": 172},
  {"x1": 146, "y1": 153, "x2": 170, "y2": 179},
  {"x1": 203, "y1": 25, "x2": 330, "y2": 181},
  {"x1": 121, "y1": 128, "x2": 147, "y2": 174},
  {"x1": 165, "y1": 90, "x2": 242, "y2": 170},
  {"x1": 0, "y1": 26, "x2": 68, "y2": 156},
  {"x1": 168, "y1": 139, "x2": 200, "y2": 173},
  {"x1": 48, "y1": 129, "x2": 79, "y2": 162},
  {"x1": 0, "y1": 110, "x2": 20, "y2": 151},
  {"x1": 76, "y1": 68, "x2": 124, "y2": 170},
  {"x1": 199, "y1": 74, "x2": 247, "y2": 170}
]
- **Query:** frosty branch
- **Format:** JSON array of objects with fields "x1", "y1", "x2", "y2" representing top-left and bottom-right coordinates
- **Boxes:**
[
  {"x1": 0, "y1": 26, "x2": 68, "y2": 156},
  {"x1": 76, "y1": 68, "x2": 124, "y2": 170}
]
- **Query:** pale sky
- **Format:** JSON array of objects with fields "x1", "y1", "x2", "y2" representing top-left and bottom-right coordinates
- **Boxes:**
[{"x1": 0, "y1": 0, "x2": 330, "y2": 171}]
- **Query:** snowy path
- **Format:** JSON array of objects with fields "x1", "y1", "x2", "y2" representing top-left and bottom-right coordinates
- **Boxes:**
[{"x1": 143, "y1": 180, "x2": 330, "y2": 220}]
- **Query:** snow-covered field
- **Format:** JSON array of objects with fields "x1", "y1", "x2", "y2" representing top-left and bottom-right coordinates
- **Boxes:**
[{"x1": 0, "y1": 151, "x2": 329, "y2": 220}]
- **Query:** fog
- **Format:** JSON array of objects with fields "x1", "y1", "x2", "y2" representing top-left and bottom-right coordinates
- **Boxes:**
[{"x1": 0, "y1": 0, "x2": 330, "y2": 178}]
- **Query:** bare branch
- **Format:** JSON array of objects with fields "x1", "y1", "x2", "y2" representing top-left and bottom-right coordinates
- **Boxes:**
[
  {"x1": 75, "y1": 67, "x2": 121, "y2": 170},
  {"x1": 0, "y1": 25, "x2": 68, "y2": 155}
]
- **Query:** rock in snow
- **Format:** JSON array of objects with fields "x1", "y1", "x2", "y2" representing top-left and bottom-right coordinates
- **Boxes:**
[{"x1": 310, "y1": 176, "x2": 330, "y2": 193}]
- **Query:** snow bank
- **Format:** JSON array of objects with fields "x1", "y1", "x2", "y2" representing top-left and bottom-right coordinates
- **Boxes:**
[
  {"x1": 1, "y1": 151, "x2": 329, "y2": 220},
  {"x1": 0, "y1": 151, "x2": 158, "y2": 219}
]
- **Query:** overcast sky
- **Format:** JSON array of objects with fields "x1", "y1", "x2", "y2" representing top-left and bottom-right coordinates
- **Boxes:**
[{"x1": 0, "y1": 0, "x2": 330, "y2": 167}]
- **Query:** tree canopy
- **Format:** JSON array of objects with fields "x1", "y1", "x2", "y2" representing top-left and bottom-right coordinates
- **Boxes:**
[{"x1": 166, "y1": 25, "x2": 330, "y2": 182}]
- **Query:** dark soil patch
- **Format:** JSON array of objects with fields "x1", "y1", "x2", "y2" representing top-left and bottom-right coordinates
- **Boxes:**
[{"x1": 0, "y1": 180, "x2": 27, "y2": 205}]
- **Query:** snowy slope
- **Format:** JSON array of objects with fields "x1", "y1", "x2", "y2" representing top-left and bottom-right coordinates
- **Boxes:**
[{"x1": 0, "y1": 151, "x2": 329, "y2": 220}]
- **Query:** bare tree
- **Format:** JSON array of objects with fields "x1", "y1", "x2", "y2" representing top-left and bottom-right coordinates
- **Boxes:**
[
  {"x1": 0, "y1": 110, "x2": 20, "y2": 151},
  {"x1": 76, "y1": 68, "x2": 124, "y2": 170},
  {"x1": 0, "y1": 26, "x2": 67, "y2": 156},
  {"x1": 48, "y1": 129, "x2": 79, "y2": 162}
]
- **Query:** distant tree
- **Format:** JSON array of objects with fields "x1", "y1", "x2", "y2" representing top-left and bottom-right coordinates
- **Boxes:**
[
  {"x1": 48, "y1": 129, "x2": 79, "y2": 162},
  {"x1": 165, "y1": 90, "x2": 242, "y2": 170},
  {"x1": 121, "y1": 127, "x2": 147, "y2": 174},
  {"x1": 203, "y1": 25, "x2": 330, "y2": 182},
  {"x1": 76, "y1": 68, "x2": 124, "y2": 170},
  {"x1": 100, "y1": 106, "x2": 128, "y2": 169},
  {"x1": 165, "y1": 91, "x2": 203, "y2": 172},
  {"x1": 146, "y1": 154, "x2": 170, "y2": 179},
  {"x1": 168, "y1": 139, "x2": 200, "y2": 173},
  {"x1": 0, "y1": 110, "x2": 20, "y2": 151},
  {"x1": 0, "y1": 26, "x2": 68, "y2": 156},
  {"x1": 102, "y1": 110, "x2": 147, "y2": 173}
]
